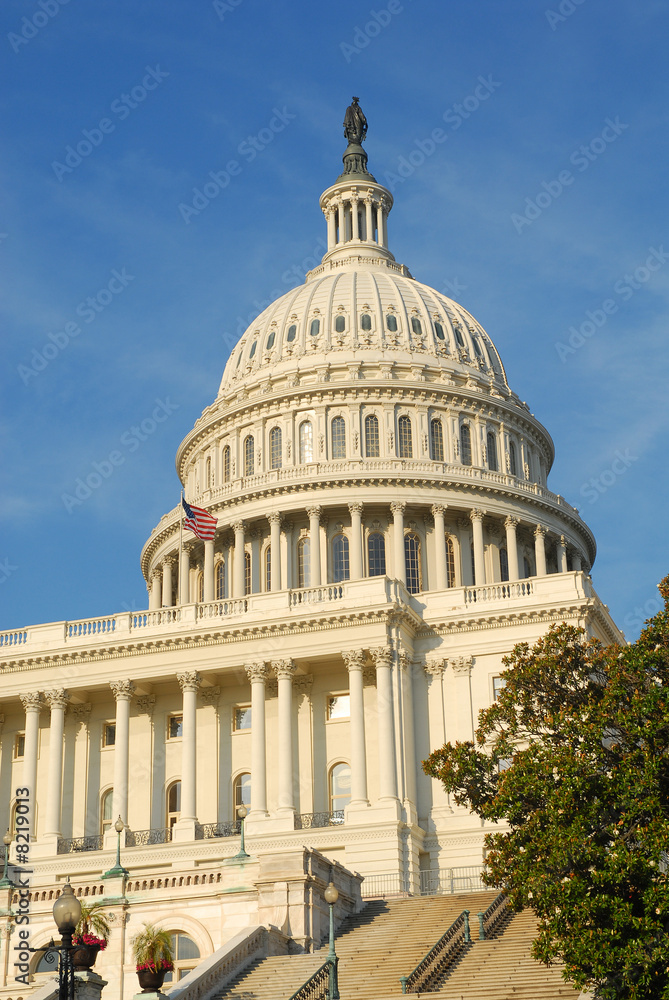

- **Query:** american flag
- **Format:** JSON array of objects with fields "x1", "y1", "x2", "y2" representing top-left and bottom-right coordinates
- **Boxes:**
[{"x1": 182, "y1": 498, "x2": 218, "y2": 540}]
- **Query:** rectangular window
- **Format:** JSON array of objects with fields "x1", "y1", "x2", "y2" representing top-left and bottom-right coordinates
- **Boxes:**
[
  {"x1": 168, "y1": 714, "x2": 183, "y2": 739},
  {"x1": 492, "y1": 676, "x2": 506, "y2": 701},
  {"x1": 327, "y1": 694, "x2": 350, "y2": 720},
  {"x1": 234, "y1": 706, "x2": 252, "y2": 731},
  {"x1": 13, "y1": 734, "x2": 25, "y2": 759},
  {"x1": 102, "y1": 723, "x2": 116, "y2": 748}
]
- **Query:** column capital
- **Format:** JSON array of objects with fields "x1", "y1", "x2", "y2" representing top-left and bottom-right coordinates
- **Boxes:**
[
  {"x1": 231, "y1": 519, "x2": 245, "y2": 533},
  {"x1": 306, "y1": 505, "x2": 322, "y2": 520},
  {"x1": 390, "y1": 501, "x2": 406, "y2": 517},
  {"x1": 267, "y1": 511, "x2": 283, "y2": 526},
  {"x1": 199, "y1": 686, "x2": 221, "y2": 707},
  {"x1": 20, "y1": 692, "x2": 43, "y2": 713},
  {"x1": 293, "y1": 674, "x2": 313, "y2": 698},
  {"x1": 370, "y1": 646, "x2": 393, "y2": 670},
  {"x1": 424, "y1": 657, "x2": 447, "y2": 678},
  {"x1": 399, "y1": 650, "x2": 415, "y2": 672},
  {"x1": 348, "y1": 501, "x2": 364, "y2": 516},
  {"x1": 272, "y1": 659, "x2": 297, "y2": 680},
  {"x1": 45, "y1": 689, "x2": 69, "y2": 711},
  {"x1": 431, "y1": 504, "x2": 447, "y2": 518},
  {"x1": 245, "y1": 661, "x2": 269, "y2": 682},
  {"x1": 162, "y1": 554, "x2": 176, "y2": 568},
  {"x1": 110, "y1": 680, "x2": 135, "y2": 702},
  {"x1": 534, "y1": 524, "x2": 547, "y2": 539},
  {"x1": 342, "y1": 649, "x2": 366, "y2": 672},
  {"x1": 136, "y1": 695, "x2": 156, "y2": 717},
  {"x1": 70, "y1": 703, "x2": 92, "y2": 726},
  {"x1": 559, "y1": 533, "x2": 567, "y2": 545},
  {"x1": 450, "y1": 655, "x2": 474, "y2": 676},
  {"x1": 504, "y1": 515, "x2": 519, "y2": 530},
  {"x1": 470, "y1": 508, "x2": 485, "y2": 524},
  {"x1": 177, "y1": 671, "x2": 201, "y2": 693}
]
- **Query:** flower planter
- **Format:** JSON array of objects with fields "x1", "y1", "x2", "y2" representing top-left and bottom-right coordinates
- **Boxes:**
[
  {"x1": 71, "y1": 943, "x2": 101, "y2": 971},
  {"x1": 136, "y1": 967, "x2": 169, "y2": 993}
]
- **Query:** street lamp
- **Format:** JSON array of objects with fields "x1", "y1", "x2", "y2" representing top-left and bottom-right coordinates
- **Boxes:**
[
  {"x1": 103, "y1": 815, "x2": 129, "y2": 879},
  {"x1": 231, "y1": 805, "x2": 250, "y2": 860},
  {"x1": 52, "y1": 882, "x2": 81, "y2": 1000},
  {"x1": 0, "y1": 832, "x2": 13, "y2": 889},
  {"x1": 324, "y1": 881, "x2": 340, "y2": 1000}
]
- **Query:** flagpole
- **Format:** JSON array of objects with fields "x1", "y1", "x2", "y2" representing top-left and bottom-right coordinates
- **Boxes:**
[{"x1": 179, "y1": 487, "x2": 184, "y2": 606}]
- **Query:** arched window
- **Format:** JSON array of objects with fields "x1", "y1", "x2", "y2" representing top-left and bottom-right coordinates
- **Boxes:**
[
  {"x1": 310, "y1": 318, "x2": 320, "y2": 337},
  {"x1": 508, "y1": 441, "x2": 517, "y2": 477},
  {"x1": 434, "y1": 321, "x2": 445, "y2": 340},
  {"x1": 332, "y1": 535, "x2": 350, "y2": 583},
  {"x1": 205, "y1": 457, "x2": 212, "y2": 488},
  {"x1": 329, "y1": 762, "x2": 351, "y2": 816},
  {"x1": 331, "y1": 417, "x2": 346, "y2": 459},
  {"x1": 454, "y1": 325, "x2": 465, "y2": 348},
  {"x1": 297, "y1": 537, "x2": 310, "y2": 588},
  {"x1": 197, "y1": 571, "x2": 204, "y2": 603},
  {"x1": 249, "y1": 339, "x2": 257, "y2": 359},
  {"x1": 473, "y1": 337, "x2": 483, "y2": 358},
  {"x1": 335, "y1": 315, "x2": 345, "y2": 333},
  {"x1": 411, "y1": 317, "x2": 422, "y2": 337},
  {"x1": 269, "y1": 427, "x2": 282, "y2": 470},
  {"x1": 364, "y1": 414, "x2": 380, "y2": 457},
  {"x1": 460, "y1": 424, "x2": 472, "y2": 466},
  {"x1": 215, "y1": 562, "x2": 225, "y2": 600},
  {"x1": 35, "y1": 949, "x2": 59, "y2": 974},
  {"x1": 233, "y1": 772, "x2": 251, "y2": 812},
  {"x1": 500, "y1": 547, "x2": 509, "y2": 582},
  {"x1": 446, "y1": 537, "x2": 456, "y2": 588},
  {"x1": 100, "y1": 789, "x2": 113, "y2": 835},
  {"x1": 244, "y1": 435, "x2": 254, "y2": 476},
  {"x1": 404, "y1": 532, "x2": 421, "y2": 594},
  {"x1": 222, "y1": 445, "x2": 231, "y2": 483},
  {"x1": 386, "y1": 314, "x2": 398, "y2": 332},
  {"x1": 244, "y1": 552, "x2": 251, "y2": 595},
  {"x1": 299, "y1": 421, "x2": 314, "y2": 464},
  {"x1": 430, "y1": 418, "x2": 444, "y2": 461},
  {"x1": 361, "y1": 313, "x2": 372, "y2": 331},
  {"x1": 526, "y1": 451, "x2": 533, "y2": 481},
  {"x1": 266, "y1": 330, "x2": 276, "y2": 350},
  {"x1": 163, "y1": 934, "x2": 201, "y2": 984},
  {"x1": 166, "y1": 780, "x2": 181, "y2": 832},
  {"x1": 287, "y1": 323, "x2": 297, "y2": 342},
  {"x1": 264, "y1": 546, "x2": 271, "y2": 592},
  {"x1": 487, "y1": 431, "x2": 498, "y2": 472},
  {"x1": 398, "y1": 415, "x2": 413, "y2": 458},
  {"x1": 368, "y1": 533, "x2": 386, "y2": 577}
]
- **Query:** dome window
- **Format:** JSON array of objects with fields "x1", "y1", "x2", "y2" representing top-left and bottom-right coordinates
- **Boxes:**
[
  {"x1": 487, "y1": 431, "x2": 498, "y2": 472},
  {"x1": 386, "y1": 314, "x2": 398, "y2": 332},
  {"x1": 287, "y1": 324, "x2": 297, "y2": 342},
  {"x1": 454, "y1": 325, "x2": 465, "y2": 348},
  {"x1": 332, "y1": 535, "x2": 350, "y2": 583},
  {"x1": 460, "y1": 424, "x2": 472, "y2": 466},
  {"x1": 364, "y1": 414, "x2": 380, "y2": 457},
  {"x1": 404, "y1": 532, "x2": 422, "y2": 594},
  {"x1": 335, "y1": 315, "x2": 345, "y2": 334},
  {"x1": 299, "y1": 421, "x2": 314, "y2": 464},
  {"x1": 310, "y1": 318, "x2": 320, "y2": 337},
  {"x1": 249, "y1": 340, "x2": 258, "y2": 358},
  {"x1": 361, "y1": 313, "x2": 372, "y2": 331},
  {"x1": 509, "y1": 441, "x2": 518, "y2": 477},
  {"x1": 368, "y1": 532, "x2": 386, "y2": 576},
  {"x1": 473, "y1": 337, "x2": 483, "y2": 358},
  {"x1": 236, "y1": 351, "x2": 243, "y2": 368},
  {"x1": 411, "y1": 317, "x2": 422, "y2": 337},
  {"x1": 434, "y1": 322, "x2": 445, "y2": 340},
  {"x1": 430, "y1": 418, "x2": 444, "y2": 462},
  {"x1": 266, "y1": 331, "x2": 276, "y2": 350},
  {"x1": 244, "y1": 435, "x2": 254, "y2": 476},
  {"x1": 398, "y1": 415, "x2": 413, "y2": 459},
  {"x1": 331, "y1": 416, "x2": 346, "y2": 459}
]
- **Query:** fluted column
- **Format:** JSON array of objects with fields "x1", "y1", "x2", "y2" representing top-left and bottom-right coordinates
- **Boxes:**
[
  {"x1": 380, "y1": 197, "x2": 389, "y2": 247},
  {"x1": 558, "y1": 535, "x2": 568, "y2": 573},
  {"x1": 307, "y1": 506, "x2": 322, "y2": 587},
  {"x1": 572, "y1": 550, "x2": 582, "y2": 572},
  {"x1": 371, "y1": 647, "x2": 397, "y2": 801},
  {"x1": 348, "y1": 502, "x2": 363, "y2": 581},
  {"x1": 470, "y1": 509, "x2": 486, "y2": 585},
  {"x1": 273, "y1": 659, "x2": 296, "y2": 813},
  {"x1": 424, "y1": 660, "x2": 450, "y2": 811},
  {"x1": 245, "y1": 662, "x2": 269, "y2": 816},
  {"x1": 326, "y1": 207, "x2": 336, "y2": 248},
  {"x1": 351, "y1": 196, "x2": 359, "y2": 239},
  {"x1": 110, "y1": 680, "x2": 135, "y2": 826},
  {"x1": 232, "y1": 520, "x2": 245, "y2": 597},
  {"x1": 504, "y1": 516, "x2": 520, "y2": 581},
  {"x1": 162, "y1": 556, "x2": 174, "y2": 607},
  {"x1": 534, "y1": 525, "x2": 547, "y2": 576},
  {"x1": 44, "y1": 690, "x2": 68, "y2": 838},
  {"x1": 365, "y1": 197, "x2": 374, "y2": 242},
  {"x1": 432, "y1": 504, "x2": 447, "y2": 590},
  {"x1": 390, "y1": 501, "x2": 406, "y2": 586},
  {"x1": 179, "y1": 545, "x2": 192, "y2": 604},
  {"x1": 268, "y1": 512, "x2": 282, "y2": 591},
  {"x1": 343, "y1": 650, "x2": 369, "y2": 806},
  {"x1": 203, "y1": 540, "x2": 215, "y2": 602},
  {"x1": 177, "y1": 671, "x2": 201, "y2": 824},
  {"x1": 149, "y1": 570, "x2": 162, "y2": 610},
  {"x1": 19, "y1": 693, "x2": 42, "y2": 838},
  {"x1": 399, "y1": 652, "x2": 417, "y2": 808}
]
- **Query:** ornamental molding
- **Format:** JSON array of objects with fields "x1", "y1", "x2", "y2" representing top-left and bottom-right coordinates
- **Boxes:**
[
  {"x1": 450, "y1": 655, "x2": 474, "y2": 676},
  {"x1": 424, "y1": 657, "x2": 447, "y2": 677},
  {"x1": 342, "y1": 649, "x2": 366, "y2": 672},
  {"x1": 135, "y1": 695, "x2": 156, "y2": 717},
  {"x1": 177, "y1": 671, "x2": 202, "y2": 693},
  {"x1": 69, "y1": 703, "x2": 92, "y2": 725},
  {"x1": 271, "y1": 658, "x2": 297, "y2": 680},
  {"x1": 370, "y1": 646, "x2": 393, "y2": 669},
  {"x1": 199, "y1": 686, "x2": 221, "y2": 707},
  {"x1": 245, "y1": 661, "x2": 269, "y2": 682},
  {"x1": 20, "y1": 692, "x2": 43, "y2": 712},
  {"x1": 293, "y1": 674, "x2": 314, "y2": 697},
  {"x1": 110, "y1": 680, "x2": 135, "y2": 701},
  {"x1": 44, "y1": 689, "x2": 69, "y2": 711}
]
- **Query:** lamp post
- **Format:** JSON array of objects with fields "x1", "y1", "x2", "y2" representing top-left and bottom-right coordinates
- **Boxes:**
[
  {"x1": 52, "y1": 882, "x2": 81, "y2": 1000},
  {"x1": 0, "y1": 833, "x2": 12, "y2": 889},
  {"x1": 232, "y1": 805, "x2": 249, "y2": 860},
  {"x1": 324, "y1": 881, "x2": 340, "y2": 1000},
  {"x1": 103, "y1": 815, "x2": 129, "y2": 879}
]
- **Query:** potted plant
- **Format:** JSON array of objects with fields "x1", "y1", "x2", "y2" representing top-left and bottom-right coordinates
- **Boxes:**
[
  {"x1": 131, "y1": 923, "x2": 174, "y2": 993},
  {"x1": 71, "y1": 901, "x2": 110, "y2": 970}
]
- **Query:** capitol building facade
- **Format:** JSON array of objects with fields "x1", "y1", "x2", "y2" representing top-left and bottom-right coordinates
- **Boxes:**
[{"x1": 0, "y1": 106, "x2": 621, "y2": 997}]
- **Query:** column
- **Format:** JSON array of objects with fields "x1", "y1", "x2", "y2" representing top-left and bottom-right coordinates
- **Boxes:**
[
  {"x1": 371, "y1": 647, "x2": 397, "y2": 801},
  {"x1": 348, "y1": 503, "x2": 363, "y2": 581},
  {"x1": 342, "y1": 651, "x2": 368, "y2": 806},
  {"x1": 44, "y1": 690, "x2": 68, "y2": 838},
  {"x1": 351, "y1": 196, "x2": 359, "y2": 239},
  {"x1": 380, "y1": 198, "x2": 389, "y2": 247},
  {"x1": 203, "y1": 540, "x2": 215, "y2": 602},
  {"x1": 558, "y1": 535, "x2": 568, "y2": 573},
  {"x1": 451, "y1": 656, "x2": 475, "y2": 742},
  {"x1": 110, "y1": 681, "x2": 134, "y2": 826},
  {"x1": 399, "y1": 652, "x2": 417, "y2": 809},
  {"x1": 149, "y1": 570, "x2": 161, "y2": 610},
  {"x1": 162, "y1": 556, "x2": 174, "y2": 607},
  {"x1": 273, "y1": 659, "x2": 296, "y2": 813},
  {"x1": 245, "y1": 662, "x2": 269, "y2": 816},
  {"x1": 424, "y1": 660, "x2": 451, "y2": 812},
  {"x1": 177, "y1": 672, "x2": 201, "y2": 826},
  {"x1": 179, "y1": 546, "x2": 191, "y2": 604},
  {"x1": 534, "y1": 525, "x2": 547, "y2": 576},
  {"x1": 504, "y1": 516, "x2": 520, "y2": 581},
  {"x1": 572, "y1": 550, "x2": 582, "y2": 572},
  {"x1": 19, "y1": 693, "x2": 42, "y2": 839},
  {"x1": 232, "y1": 520, "x2": 245, "y2": 597},
  {"x1": 365, "y1": 197, "x2": 374, "y2": 242},
  {"x1": 307, "y1": 506, "x2": 322, "y2": 587},
  {"x1": 390, "y1": 501, "x2": 406, "y2": 587},
  {"x1": 470, "y1": 509, "x2": 486, "y2": 586},
  {"x1": 268, "y1": 512, "x2": 282, "y2": 591},
  {"x1": 431, "y1": 504, "x2": 447, "y2": 590},
  {"x1": 326, "y1": 207, "x2": 336, "y2": 249}
]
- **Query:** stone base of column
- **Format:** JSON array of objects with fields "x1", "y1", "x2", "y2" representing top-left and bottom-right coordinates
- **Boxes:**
[
  {"x1": 133, "y1": 992, "x2": 169, "y2": 1000},
  {"x1": 426, "y1": 804, "x2": 455, "y2": 831},
  {"x1": 30, "y1": 834, "x2": 60, "y2": 859},
  {"x1": 75, "y1": 970, "x2": 108, "y2": 1000},
  {"x1": 100, "y1": 874, "x2": 127, "y2": 900},
  {"x1": 344, "y1": 801, "x2": 371, "y2": 825},
  {"x1": 103, "y1": 828, "x2": 123, "y2": 851},
  {"x1": 245, "y1": 813, "x2": 293, "y2": 835},
  {"x1": 367, "y1": 799, "x2": 402, "y2": 822},
  {"x1": 171, "y1": 818, "x2": 198, "y2": 842}
]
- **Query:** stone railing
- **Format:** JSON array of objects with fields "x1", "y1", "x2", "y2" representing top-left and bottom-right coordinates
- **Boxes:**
[
  {"x1": 289, "y1": 586, "x2": 344, "y2": 607},
  {"x1": 464, "y1": 581, "x2": 533, "y2": 604},
  {"x1": 294, "y1": 811, "x2": 344, "y2": 830},
  {"x1": 57, "y1": 835, "x2": 104, "y2": 854},
  {"x1": 477, "y1": 891, "x2": 508, "y2": 939},
  {"x1": 126, "y1": 827, "x2": 172, "y2": 847},
  {"x1": 400, "y1": 909, "x2": 471, "y2": 993},
  {"x1": 199, "y1": 821, "x2": 241, "y2": 839},
  {"x1": 0, "y1": 628, "x2": 27, "y2": 647},
  {"x1": 165, "y1": 925, "x2": 269, "y2": 1000}
]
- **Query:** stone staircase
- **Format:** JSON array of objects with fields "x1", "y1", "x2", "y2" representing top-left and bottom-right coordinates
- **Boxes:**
[{"x1": 215, "y1": 891, "x2": 579, "y2": 1000}]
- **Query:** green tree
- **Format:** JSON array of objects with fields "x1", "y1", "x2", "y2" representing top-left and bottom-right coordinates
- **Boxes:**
[{"x1": 423, "y1": 577, "x2": 669, "y2": 1000}]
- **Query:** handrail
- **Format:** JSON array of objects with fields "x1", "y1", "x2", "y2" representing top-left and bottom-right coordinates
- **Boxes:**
[
  {"x1": 288, "y1": 958, "x2": 333, "y2": 1000},
  {"x1": 477, "y1": 891, "x2": 508, "y2": 940},
  {"x1": 400, "y1": 909, "x2": 471, "y2": 993}
]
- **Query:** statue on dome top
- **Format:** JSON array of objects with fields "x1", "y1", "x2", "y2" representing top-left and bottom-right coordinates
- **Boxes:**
[{"x1": 343, "y1": 97, "x2": 368, "y2": 145}]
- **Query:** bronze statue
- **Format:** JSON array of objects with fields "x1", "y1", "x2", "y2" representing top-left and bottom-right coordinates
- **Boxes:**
[{"x1": 343, "y1": 97, "x2": 368, "y2": 145}]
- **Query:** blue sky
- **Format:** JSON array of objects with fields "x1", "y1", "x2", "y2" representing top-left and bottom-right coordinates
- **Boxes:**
[{"x1": 2, "y1": 0, "x2": 667, "y2": 639}]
